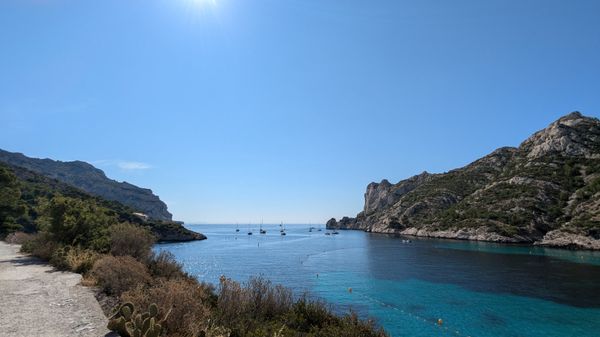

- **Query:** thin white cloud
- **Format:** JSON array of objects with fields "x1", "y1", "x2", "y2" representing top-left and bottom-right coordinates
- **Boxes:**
[
  {"x1": 117, "y1": 161, "x2": 152, "y2": 170},
  {"x1": 91, "y1": 159, "x2": 153, "y2": 171}
]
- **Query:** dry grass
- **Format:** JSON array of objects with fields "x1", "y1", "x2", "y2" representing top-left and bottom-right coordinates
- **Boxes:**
[
  {"x1": 65, "y1": 247, "x2": 101, "y2": 274},
  {"x1": 122, "y1": 279, "x2": 213, "y2": 337},
  {"x1": 91, "y1": 255, "x2": 152, "y2": 296},
  {"x1": 80, "y1": 274, "x2": 98, "y2": 287}
]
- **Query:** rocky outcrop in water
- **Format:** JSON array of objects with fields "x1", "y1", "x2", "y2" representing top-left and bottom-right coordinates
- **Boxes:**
[
  {"x1": 327, "y1": 112, "x2": 600, "y2": 250},
  {"x1": 0, "y1": 149, "x2": 172, "y2": 221}
]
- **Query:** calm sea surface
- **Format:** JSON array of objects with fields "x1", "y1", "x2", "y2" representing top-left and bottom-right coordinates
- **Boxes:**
[{"x1": 156, "y1": 224, "x2": 600, "y2": 337}]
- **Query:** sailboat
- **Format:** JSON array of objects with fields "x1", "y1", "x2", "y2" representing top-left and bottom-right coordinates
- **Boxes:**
[
  {"x1": 235, "y1": 223, "x2": 240, "y2": 232},
  {"x1": 280, "y1": 221, "x2": 286, "y2": 235},
  {"x1": 247, "y1": 222, "x2": 253, "y2": 235},
  {"x1": 259, "y1": 220, "x2": 267, "y2": 234}
]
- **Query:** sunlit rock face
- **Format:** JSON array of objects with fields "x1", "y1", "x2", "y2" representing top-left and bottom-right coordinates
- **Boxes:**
[
  {"x1": 327, "y1": 112, "x2": 600, "y2": 249},
  {"x1": 520, "y1": 112, "x2": 600, "y2": 159}
]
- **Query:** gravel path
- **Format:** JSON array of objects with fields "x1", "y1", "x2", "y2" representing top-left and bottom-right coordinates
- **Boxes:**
[{"x1": 0, "y1": 242, "x2": 112, "y2": 337}]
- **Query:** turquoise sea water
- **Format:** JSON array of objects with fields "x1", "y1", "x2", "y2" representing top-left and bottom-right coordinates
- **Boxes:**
[{"x1": 156, "y1": 224, "x2": 600, "y2": 337}]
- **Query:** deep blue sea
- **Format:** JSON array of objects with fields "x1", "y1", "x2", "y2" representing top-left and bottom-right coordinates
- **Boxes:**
[{"x1": 156, "y1": 224, "x2": 600, "y2": 337}]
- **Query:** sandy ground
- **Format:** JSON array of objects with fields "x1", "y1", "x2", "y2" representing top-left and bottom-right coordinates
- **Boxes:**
[{"x1": 0, "y1": 242, "x2": 112, "y2": 337}]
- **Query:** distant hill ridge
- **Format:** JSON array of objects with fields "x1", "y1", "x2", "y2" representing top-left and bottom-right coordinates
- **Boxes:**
[
  {"x1": 0, "y1": 150, "x2": 172, "y2": 221},
  {"x1": 327, "y1": 112, "x2": 600, "y2": 250}
]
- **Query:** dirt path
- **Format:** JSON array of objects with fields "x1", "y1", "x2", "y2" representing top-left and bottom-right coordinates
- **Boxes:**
[{"x1": 0, "y1": 242, "x2": 111, "y2": 337}]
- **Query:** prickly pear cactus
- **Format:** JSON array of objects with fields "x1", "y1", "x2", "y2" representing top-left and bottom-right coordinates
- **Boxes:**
[{"x1": 107, "y1": 302, "x2": 165, "y2": 337}]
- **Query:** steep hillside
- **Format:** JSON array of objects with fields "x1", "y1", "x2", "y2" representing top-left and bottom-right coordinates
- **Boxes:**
[
  {"x1": 0, "y1": 150, "x2": 172, "y2": 221},
  {"x1": 327, "y1": 112, "x2": 600, "y2": 250},
  {"x1": 0, "y1": 162, "x2": 205, "y2": 242}
]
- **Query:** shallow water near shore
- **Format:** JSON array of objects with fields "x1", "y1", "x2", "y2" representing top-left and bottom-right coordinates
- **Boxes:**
[{"x1": 156, "y1": 224, "x2": 600, "y2": 337}]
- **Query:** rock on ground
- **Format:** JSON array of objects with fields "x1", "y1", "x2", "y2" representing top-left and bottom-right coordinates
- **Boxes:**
[{"x1": 0, "y1": 242, "x2": 112, "y2": 337}]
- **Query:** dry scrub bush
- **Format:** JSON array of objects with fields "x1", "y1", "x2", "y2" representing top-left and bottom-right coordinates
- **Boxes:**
[
  {"x1": 65, "y1": 246, "x2": 101, "y2": 274},
  {"x1": 5, "y1": 231, "x2": 34, "y2": 244},
  {"x1": 91, "y1": 255, "x2": 152, "y2": 296},
  {"x1": 109, "y1": 223, "x2": 156, "y2": 261},
  {"x1": 47, "y1": 245, "x2": 101, "y2": 273},
  {"x1": 122, "y1": 279, "x2": 212, "y2": 337},
  {"x1": 21, "y1": 232, "x2": 59, "y2": 260},
  {"x1": 217, "y1": 276, "x2": 293, "y2": 325},
  {"x1": 148, "y1": 250, "x2": 188, "y2": 280}
]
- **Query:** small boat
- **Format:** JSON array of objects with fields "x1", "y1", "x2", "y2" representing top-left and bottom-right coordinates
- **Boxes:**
[
  {"x1": 325, "y1": 232, "x2": 331, "y2": 236},
  {"x1": 259, "y1": 221, "x2": 266, "y2": 234},
  {"x1": 280, "y1": 221, "x2": 287, "y2": 235},
  {"x1": 332, "y1": 230, "x2": 339, "y2": 235},
  {"x1": 235, "y1": 224, "x2": 240, "y2": 232},
  {"x1": 248, "y1": 232, "x2": 253, "y2": 235}
]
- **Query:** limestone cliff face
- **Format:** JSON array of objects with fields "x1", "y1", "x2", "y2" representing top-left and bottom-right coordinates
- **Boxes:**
[
  {"x1": 0, "y1": 150, "x2": 173, "y2": 221},
  {"x1": 520, "y1": 112, "x2": 600, "y2": 159},
  {"x1": 327, "y1": 112, "x2": 600, "y2": 250},
  {"x1": 364, "y1": 172, "x2": 435, "y2": 216}
]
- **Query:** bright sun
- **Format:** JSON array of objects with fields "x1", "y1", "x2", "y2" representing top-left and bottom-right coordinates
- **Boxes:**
[{"x1": 189, "y1": 0, "x2": 217, "y2": 7}]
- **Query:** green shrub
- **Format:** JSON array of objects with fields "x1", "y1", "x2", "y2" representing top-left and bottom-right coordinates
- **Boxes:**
[
  {"x1": 0, "y1": 165, "x2": 26, "y2": 236},
  {"x1": 49, "y1": 245, "x2": 71, "y2": 270},
  {"x1": 37, "y1": 195, "x2": 116, "y2": 251}
]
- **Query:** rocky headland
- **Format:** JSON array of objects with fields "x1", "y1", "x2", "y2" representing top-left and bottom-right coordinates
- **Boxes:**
[
  {"x1": 0, "y1": 153, "x2": 205, "y2": 242},
  {"x1": 0, "y1": 149, "x2": 172, "y2": 221},
  {"x1": 327, "y1": 112, "x2": 600, "y2": 250}
]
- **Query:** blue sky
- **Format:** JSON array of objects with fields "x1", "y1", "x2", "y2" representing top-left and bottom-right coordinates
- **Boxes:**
[{"x1": 1, "y1": 0, "x2": 599, "y2": 224}]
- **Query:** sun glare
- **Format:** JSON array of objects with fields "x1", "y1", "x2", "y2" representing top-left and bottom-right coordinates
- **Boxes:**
[{"x1": 188, "y1": 0, "x2": 217, "y2": 7}]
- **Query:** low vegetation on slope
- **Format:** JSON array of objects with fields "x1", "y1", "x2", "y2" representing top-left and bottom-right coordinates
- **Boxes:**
[{"x1": 0, "y1": 163, "x2": 204, "y2": 242}]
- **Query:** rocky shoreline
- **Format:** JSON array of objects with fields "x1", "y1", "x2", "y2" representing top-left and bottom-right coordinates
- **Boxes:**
[
  {"x1": 148, "y1": 223, "x2": 207, "y2": 242},
  {"x1": 326, "y1": 220, "x2": 600, "y2": 250}
]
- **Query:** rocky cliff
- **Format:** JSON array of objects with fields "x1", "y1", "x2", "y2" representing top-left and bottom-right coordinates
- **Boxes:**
[
  {"x1": 0, "y1": 149, "x2": 172, "y2": 221},
  {"x1": 327, "y1": 112, "x2": 600, "y2": 250}
]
